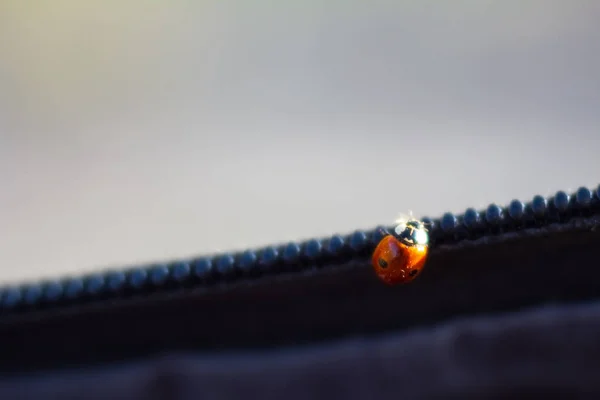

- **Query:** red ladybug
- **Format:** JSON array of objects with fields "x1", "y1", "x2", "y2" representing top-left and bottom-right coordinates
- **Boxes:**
[{"x1": 371, "y1": 218, "x2": 429, "y2": 285}]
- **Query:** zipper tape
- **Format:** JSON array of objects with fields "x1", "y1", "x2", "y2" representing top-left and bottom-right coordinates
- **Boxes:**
[
  {"x1": 1, "y1": 186, "x2": 599, "y2": 314},
  {"x1": 1, "y1": 189, "x2": 600, "y2": 374}
]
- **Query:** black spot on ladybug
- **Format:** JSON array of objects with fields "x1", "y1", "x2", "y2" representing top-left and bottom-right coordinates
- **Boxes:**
[
  {"x1": 409, "y1": 269, "x2": 418, "y2": 276},
  {"x1": 378, "y1": 259, "x2": 388, "y2": 269}
]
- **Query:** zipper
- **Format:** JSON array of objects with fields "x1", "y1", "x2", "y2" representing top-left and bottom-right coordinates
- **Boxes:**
[
  {"x1": 1, "y1": 184, "x2": 600, "y2": 375},
  {"x1": 0, "y1": 185, "x2": 599, "y2": 315}
]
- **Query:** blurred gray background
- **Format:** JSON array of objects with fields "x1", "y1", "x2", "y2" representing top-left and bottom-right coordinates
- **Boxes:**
[{"x1": 1, "y1": 1, "x2": 599, "y2": 284}]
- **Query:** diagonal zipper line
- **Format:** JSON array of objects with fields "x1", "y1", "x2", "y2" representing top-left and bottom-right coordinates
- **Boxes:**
[{"x1": 0, "y1": 185, "x2": 599, "y2": 314}]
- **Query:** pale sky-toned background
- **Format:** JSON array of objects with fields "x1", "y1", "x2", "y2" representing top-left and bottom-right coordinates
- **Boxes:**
[{"x1": 1, "y1": 1, "x2": 599, "y2": 284}]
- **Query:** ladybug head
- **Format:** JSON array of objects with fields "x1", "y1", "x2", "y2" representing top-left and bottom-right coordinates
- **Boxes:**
[{"x1": 392, "y1": 219, "x2": 429, "y2": 247}]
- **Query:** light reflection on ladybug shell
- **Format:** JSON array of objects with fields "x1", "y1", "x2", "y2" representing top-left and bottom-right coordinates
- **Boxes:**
[{"x1": 371, "y1": 235, "x2": 428, "y2": 285}]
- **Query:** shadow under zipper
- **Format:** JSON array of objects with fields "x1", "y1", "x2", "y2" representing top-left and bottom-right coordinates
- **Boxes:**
[{"x1": 1, "y1": 186, "x2": 600, "y2": 374}]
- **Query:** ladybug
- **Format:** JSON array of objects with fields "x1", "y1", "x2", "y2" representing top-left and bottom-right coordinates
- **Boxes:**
[{"x1": 371, "y1": 217, "x2": 429, "y2": 285}]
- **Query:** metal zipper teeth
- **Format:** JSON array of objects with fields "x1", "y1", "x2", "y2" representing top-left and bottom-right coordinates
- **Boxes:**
[{"x1": 1, "y1": 185, "x2": 599, "y2": 313}]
